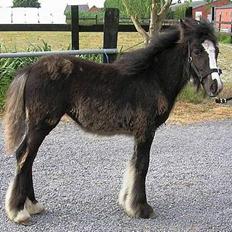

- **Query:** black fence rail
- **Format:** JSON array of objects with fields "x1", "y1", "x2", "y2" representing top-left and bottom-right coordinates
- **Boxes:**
[{"x1": 0, "y1": 21, "x2": 177, "y2": 32}]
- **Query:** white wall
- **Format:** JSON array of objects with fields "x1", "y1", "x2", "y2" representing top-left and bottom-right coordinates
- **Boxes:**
[
  {"x1": 0, "y1": 7, "x2": 12, "y2": 23},
  {"x1": 0, "y1": 7, "x2": 66, "y2": 24}
]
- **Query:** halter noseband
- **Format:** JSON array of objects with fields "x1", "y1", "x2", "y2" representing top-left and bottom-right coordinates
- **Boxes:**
[{"x1": 187, "y1": 42, "x2": 222, "y2": 83}]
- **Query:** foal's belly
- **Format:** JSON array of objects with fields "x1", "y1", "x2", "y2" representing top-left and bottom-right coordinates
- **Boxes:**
[{"x1": 67, "y1": 99, "x2": 147, "y2": 136}]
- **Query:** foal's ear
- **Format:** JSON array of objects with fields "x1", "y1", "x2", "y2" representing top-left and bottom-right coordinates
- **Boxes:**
[
  {"x1": 179, "y1": 18, "x2": 197, "y2": 41},
  {"x1": 180, "y1": 18, "x2": 198, "y2": 28}
]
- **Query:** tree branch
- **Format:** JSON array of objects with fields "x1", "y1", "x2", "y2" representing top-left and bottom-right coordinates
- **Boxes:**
[
  {"x1": 158, "y1": 0, "x2": 172, "y2": 18},
  {"x1": 122, "y1": 0, "x2": 149, "y2": 44},
  {"x1": 122, "y1": 0, "x2": 172, "y2": 45},
  {"x1": 130, "y1": 15, "x2": 149, "y2": 41},
  {"x1": 149, "y1": 0, "x2": 158, "y2": 36},
  {"x1": 122, "y1": 0, "x2": 132, "y2": 16}
]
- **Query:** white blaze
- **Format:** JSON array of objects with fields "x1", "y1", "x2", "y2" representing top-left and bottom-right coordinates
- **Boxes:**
[{"x1": 202, "y1": 40, "x2": 223, "y2": 90}]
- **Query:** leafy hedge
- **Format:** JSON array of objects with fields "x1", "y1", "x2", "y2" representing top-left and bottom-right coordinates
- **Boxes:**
[
  {"x1": 178, "y1": 83, "x2": 206, "y2": 104},
  {"x1": 0, "y1": 43, "x2": 44, "y2": 110},
  {"x1": 217, "y1": 33, "x2": 231, "y2": 44},
  {"x1": 0, "y1": 42, "x2": 102, "y2": 112}
]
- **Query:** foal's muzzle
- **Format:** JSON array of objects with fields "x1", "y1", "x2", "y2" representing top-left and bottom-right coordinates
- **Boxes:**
[
  {"x1": 210, "y1": 79, "x2": 218, "y2": 96},
  {"x1": 204, "y1": 70, "x2": 223, "y2": 97}
]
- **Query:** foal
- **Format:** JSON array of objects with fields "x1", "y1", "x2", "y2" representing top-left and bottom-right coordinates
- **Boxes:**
[{"x1": 4, "y1": 19, "x2": 223, "y2": 224}]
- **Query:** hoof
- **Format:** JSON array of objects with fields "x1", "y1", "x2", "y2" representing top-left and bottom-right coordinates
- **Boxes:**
[
  {"x1": 13, "y1": 208, "x2": 31, "y2": 224},
  {"x1": 133, "y1": 203, "x2": 154, "y2": 219},
  {"x1": 124, "y1": 202, "x2": 154, "y2": 219},
  {"x1": 25, "y1": 198, "x2": 45, "y2": 215},
  {"x1": 119, "y1": 191, "x2": 154, "y2": 218},
  {"x1": 5, "y1": 180, "x2": 31, "y2": 224}
]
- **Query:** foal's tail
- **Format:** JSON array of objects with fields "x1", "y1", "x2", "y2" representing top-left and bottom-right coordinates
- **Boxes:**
[{"x1": 4, "y1": 72, "x2": 28, "y2": 154}]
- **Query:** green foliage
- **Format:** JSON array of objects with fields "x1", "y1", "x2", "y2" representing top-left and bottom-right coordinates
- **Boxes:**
[
  {"x1": 0, "y1": 42, "x2": 102, "y2": 111},
  {"x1": 79, "y1": 11, "x2": 105, "y2": 25},
  {"x1": 0, "y1": 42, "x2": 49, "y2": 111},
  {"x1": 178, "y1": 83, "x2": 206, "y2": 104},
  {"x1": 104, "y1": 0, "x2": 125, "y2": 15},
  {"x1": 104, "y1": 0, "x2": 152, "y2": 18},
  {"x1": 13, "y1": 0, "x2": 40, "y2": 8},
  {"x1": 173, "y1": 2, "x2": 189, "y2": 20},
  {"x1": 79, "y1": 11, "x2": 105, "y2": 18},
  {"x1": 217, "y1": 33, "x2": 231, "y2": 44},
  {"x1": 65, "y1": 11, "x2": 105, "y2": 25}
]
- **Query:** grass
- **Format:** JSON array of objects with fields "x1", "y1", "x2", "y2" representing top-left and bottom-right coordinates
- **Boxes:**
[
  {"x1": 0, "y1": 32, "x2": 143, "y2": 52},
  {"x1": 0, "y1": 40, "x2": 103, "y2": 111},
  {"x1": 169, "y1": 101, "x2": 232, "y2": 124},
  {"x1": 178, "y1": 83, "x2": 206, "y2": 104},
  {"x1": 0, "y1": 42, "x2": 52, "y2": 110},
  {"x1": 217, "y1": 32, "x2": 232, "y2": 44}
]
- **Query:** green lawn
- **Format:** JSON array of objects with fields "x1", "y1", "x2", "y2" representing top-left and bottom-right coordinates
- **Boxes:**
[{"x1": 0, "y1": 32, "x2": 143, "y2": 52}]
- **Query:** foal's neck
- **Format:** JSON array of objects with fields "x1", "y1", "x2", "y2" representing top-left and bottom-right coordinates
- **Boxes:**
[{"x1": 154, "y1": 44, "x2": 188, "y2": 103}]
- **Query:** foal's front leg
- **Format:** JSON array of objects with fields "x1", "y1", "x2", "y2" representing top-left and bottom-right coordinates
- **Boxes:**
[{"x1": 119, "y1": 133, "x2": 154, "y2": 218}]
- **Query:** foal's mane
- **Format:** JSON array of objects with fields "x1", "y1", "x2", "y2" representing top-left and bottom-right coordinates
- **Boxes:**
[
  {"x1": 114, "y1": 28, "x2": 180, "y2": 75},
  {"x1": 114, "y1": 19, "x2": 216, "y2": 76}
]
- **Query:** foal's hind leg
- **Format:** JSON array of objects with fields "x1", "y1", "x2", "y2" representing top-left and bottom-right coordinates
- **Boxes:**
[
  {"x1": 119, "y1": 133, "x2": 154, "y2": 218},
  {"x1": 5, "y1": 122, "x2": 56, "y2": 224},
  {"x1": 25, "y1": 165, "x2": 45, "y2": 215}
]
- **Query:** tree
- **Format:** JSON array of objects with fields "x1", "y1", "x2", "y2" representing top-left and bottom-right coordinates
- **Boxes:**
[
  {"x1": 105, "y1": 0, "x2": 151, "y2": 18},
  {"x1": 104, "y1": 0, "x2": 172, "y2": 45},
  {"x1": 13, "y1": 0, "x2": 40, "y2": 8},
  {"x1": 173, "y1": 2, "x2": 190, "y2": 20}
]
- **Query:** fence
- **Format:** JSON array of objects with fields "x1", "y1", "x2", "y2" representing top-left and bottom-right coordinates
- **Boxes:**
[
  {"x1": 215, "y1": 14, "x2": 232, "y2": 35},
  {"x1": 0, "y1": 6, "x2": 121, "y2": 63},
  {"x1": 67, "y1": 16, "x2": 158, "y2": 25},
  {"x1": 0, "y1": 6, "x2": 176, "y2": 56},
  {"x1": 0, "y1": 5, "x2": 231, "y2": 62},
  {"x1": 0, "y1": 49, "x2": 118, "y2": 58}
]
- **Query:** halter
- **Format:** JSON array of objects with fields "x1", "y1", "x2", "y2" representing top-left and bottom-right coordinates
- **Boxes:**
[{"x1": 187, "y1": 42, "x2": 222, "y2": 83}]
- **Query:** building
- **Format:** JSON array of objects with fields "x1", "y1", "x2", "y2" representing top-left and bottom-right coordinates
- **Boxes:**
[
  {"x1": 215, "y1": 3, "x2": 232, "y2": 32},
  {"x1": 88, "y1": 6, "x2": 102, "y2": 13},
  {"x1": 191, "y1": 0, "x2": 230, "y2": 21},
  {"x1": 170, "y1": 0, "x2": 230, "y2": 21},
  {"x1": 64, "y1": 4, "x2": 89, "y2": 15}
]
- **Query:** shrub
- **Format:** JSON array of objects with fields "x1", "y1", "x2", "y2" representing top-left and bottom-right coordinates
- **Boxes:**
[
  {"x1": 0, "y1": 42, "x2": 103, "y2": 111},
  {"x1": 217, "y1": 33, "x2": 231, "y2": 44},
  {"x1": 0, "y1": 48, "x2": 40, "y2": 111},
  {"x1": 177, "y1": 83, "x2": 207, "y2": 104}
]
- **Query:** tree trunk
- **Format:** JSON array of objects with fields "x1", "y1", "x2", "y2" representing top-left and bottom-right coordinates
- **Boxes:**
[
  {"x1": 130, "y1": 16, "x2": 150, "y2": 45},
  {"x1": 149, "y1": 0, "x2": 172, "y2": 39},
  {"x1": 123, "y1": 0, "x2": 173, "y2": 46}
]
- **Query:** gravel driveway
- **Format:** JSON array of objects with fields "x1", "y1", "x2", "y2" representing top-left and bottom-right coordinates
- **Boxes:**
[{"x1": 0, "y1": 120, "x2": 232, "y2": 232}]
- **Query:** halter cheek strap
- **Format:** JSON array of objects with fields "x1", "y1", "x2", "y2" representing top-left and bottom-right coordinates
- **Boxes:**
[{"x1": 187, "y1": 43, "x2": 222, "y2": 83}]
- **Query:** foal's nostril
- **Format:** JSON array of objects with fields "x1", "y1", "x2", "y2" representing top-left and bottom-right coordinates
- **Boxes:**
[{"x1": 210, "y1": 79, "x2": 218, "y2": 95}]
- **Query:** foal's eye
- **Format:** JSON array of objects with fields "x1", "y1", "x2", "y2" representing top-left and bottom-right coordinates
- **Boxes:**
[{"x1": 193, "y1": 49, "x2": 202, "y2": 56}]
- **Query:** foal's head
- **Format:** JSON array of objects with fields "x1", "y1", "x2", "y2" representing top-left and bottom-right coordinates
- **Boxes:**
[{"x1": 180, "y1": 18, "x2": 223, "y2": 97}]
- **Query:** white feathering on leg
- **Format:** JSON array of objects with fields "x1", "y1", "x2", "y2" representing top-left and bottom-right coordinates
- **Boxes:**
[
  {"x1": 25, "y1": 198, "x2": 45, "y2": 215},
  {"x1": 5, "y1": 179, "x2": 16, "y2": 221},
  {"x1": 119, "y1": 162, "x2": 137, "y2": 216},
  {"x1": 5, "y1": 179, "x2": 31, "y2": 223},
  {"x1": 13, "y1": 207, "x2": 31, "y2": 224}
]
